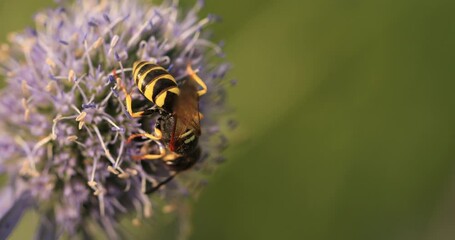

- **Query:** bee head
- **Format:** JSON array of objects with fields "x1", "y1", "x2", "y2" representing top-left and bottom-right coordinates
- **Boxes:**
[{"x1": 165, "y1": 147, "x2": 201, "y2": 172}]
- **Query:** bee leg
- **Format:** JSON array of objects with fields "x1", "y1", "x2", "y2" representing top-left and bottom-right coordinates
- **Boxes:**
[
  {"x1": 130, "y1": 134, "x2": 166, "y2": 161},
  {"x1": 123, "y1": 90, "x2": 164, "y2": 118},
  {"x1": 124, "y1": 91, "x2": 149, "y2": 118},
  {"x1": 131, "y1": 152, "x2": 165, "y2": 161},
  {"x1": 112, "y1": 70, "x2": 153, "y2": 118},
  {"x1": 186, "y1": 64, "x2": 208, "y2": 97},
  {"x1": 127, "y1": 129, "x2": 163, "y2": 143},
  {"x1": 142, "y1": 107, "x2": 162, "y2": 116}
]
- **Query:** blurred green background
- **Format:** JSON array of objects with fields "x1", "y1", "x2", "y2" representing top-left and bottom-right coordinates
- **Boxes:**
[{"x1": 2, "y1": 0, "x2": 455, "y2": 239}]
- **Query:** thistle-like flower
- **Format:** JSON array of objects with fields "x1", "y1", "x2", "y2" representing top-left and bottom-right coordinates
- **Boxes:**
[{"x1": 0, "y1": 0, "x2": 230, "y2": 239}]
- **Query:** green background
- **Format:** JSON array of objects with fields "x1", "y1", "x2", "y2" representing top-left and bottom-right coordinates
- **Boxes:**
[{"x1": 2, "y1": 0, "x2": 455, "y2": 239}]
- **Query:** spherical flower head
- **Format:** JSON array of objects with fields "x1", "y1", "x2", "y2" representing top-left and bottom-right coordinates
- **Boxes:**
[{"x1": 0, "y1": 0, "x2": 231, "y2": 239}]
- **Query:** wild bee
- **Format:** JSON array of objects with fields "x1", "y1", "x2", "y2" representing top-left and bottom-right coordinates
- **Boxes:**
[{"x1": 118, "y1": 61, "x2": 207, "y2": 173}]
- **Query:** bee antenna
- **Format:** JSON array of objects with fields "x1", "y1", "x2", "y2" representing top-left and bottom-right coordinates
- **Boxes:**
[{"x1": 145, "y1": 172, "x2": 178, "y2": 194}]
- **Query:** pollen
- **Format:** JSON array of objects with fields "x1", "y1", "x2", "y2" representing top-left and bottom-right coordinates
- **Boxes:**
[
  {"x1": 132, "y1": 218, "x2": 141, "y2": 227},
  {"x1": 66, "y1": 135, "x2": 78, "y2": 142},
  {"x1": 0, "y1": 44, "x2": 9, "y2": 62},
  {"x1": 21, "y1": 80, "x2": 31, "y2": 97},
  {"x1": 46, "y1": 57, "x2": 57, "y2": 70},
  {"x1": 162, "y1": 204, "x2": 176, "y2": 213},
  {"x1": 45, "y1": 81, "x2": 58, "y2": 94},
  {"x1": 87, "y1": 181, "x2": 97, "y2": 188},
  {"x1": 74, "y1": 111, "x2": 87, "y2": 129},
  {"x1": 92, "y1": 37, "x2": 104, "y2": 50},
  {"x1": 68, "y1": 69, "x2": 75, "y2": 82},
  {"x1": 118, "y1": 172, "x2": 130, "y2": 179}
]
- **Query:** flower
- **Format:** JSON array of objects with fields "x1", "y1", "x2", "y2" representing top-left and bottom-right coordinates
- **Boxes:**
[{"x1": 0, "y1": 0, "x2": 231, "y2": 239}]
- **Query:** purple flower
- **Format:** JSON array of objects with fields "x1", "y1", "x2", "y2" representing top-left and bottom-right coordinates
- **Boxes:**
[{"x1": 0, "y1": 0, "x2": 230, "y2": 238}]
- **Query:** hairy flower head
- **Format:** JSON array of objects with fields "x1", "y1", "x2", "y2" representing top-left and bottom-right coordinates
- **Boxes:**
[{"x1": 0, "y1": 0, "x2": 230, "y2": 238}]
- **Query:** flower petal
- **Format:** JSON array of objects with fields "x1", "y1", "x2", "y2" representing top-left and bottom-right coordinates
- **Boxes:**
[
  {"x1": 34, "y1": 215, "x2": 58, "y2": 240},
  {"x1": 0, "y1": 188, "x2": 32, "y2": 240}
]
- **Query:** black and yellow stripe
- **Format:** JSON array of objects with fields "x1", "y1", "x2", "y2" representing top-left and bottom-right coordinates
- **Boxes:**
[{"x1": 132, "y1": 61, "x2": 180, "y2": 112}]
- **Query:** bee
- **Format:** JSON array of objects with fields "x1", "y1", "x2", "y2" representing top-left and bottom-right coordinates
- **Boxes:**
[{"x1": 120, "y1": 61, "x2": 207, "y2": 171}]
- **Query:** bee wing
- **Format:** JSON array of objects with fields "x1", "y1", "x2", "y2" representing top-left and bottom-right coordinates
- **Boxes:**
[{"x1": 172, "y1": 80, "x2": 201, "y2": 143}]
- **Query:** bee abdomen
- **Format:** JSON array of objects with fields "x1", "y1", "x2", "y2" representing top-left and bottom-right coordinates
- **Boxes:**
[{"x1": 132, "y1": 61, "x2": 180, "y2": 112}]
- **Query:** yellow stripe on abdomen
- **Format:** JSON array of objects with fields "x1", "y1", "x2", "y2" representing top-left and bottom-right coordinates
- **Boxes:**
[
  {"x1": 143, "y1": 75, "x2": 176, "y2": 101},
  {"x1": 137, "y1": 66, "x2": 166, "y2": 93},
  {"x1": 155, "y1": 91, "x2": 167, "y2": 108}
]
